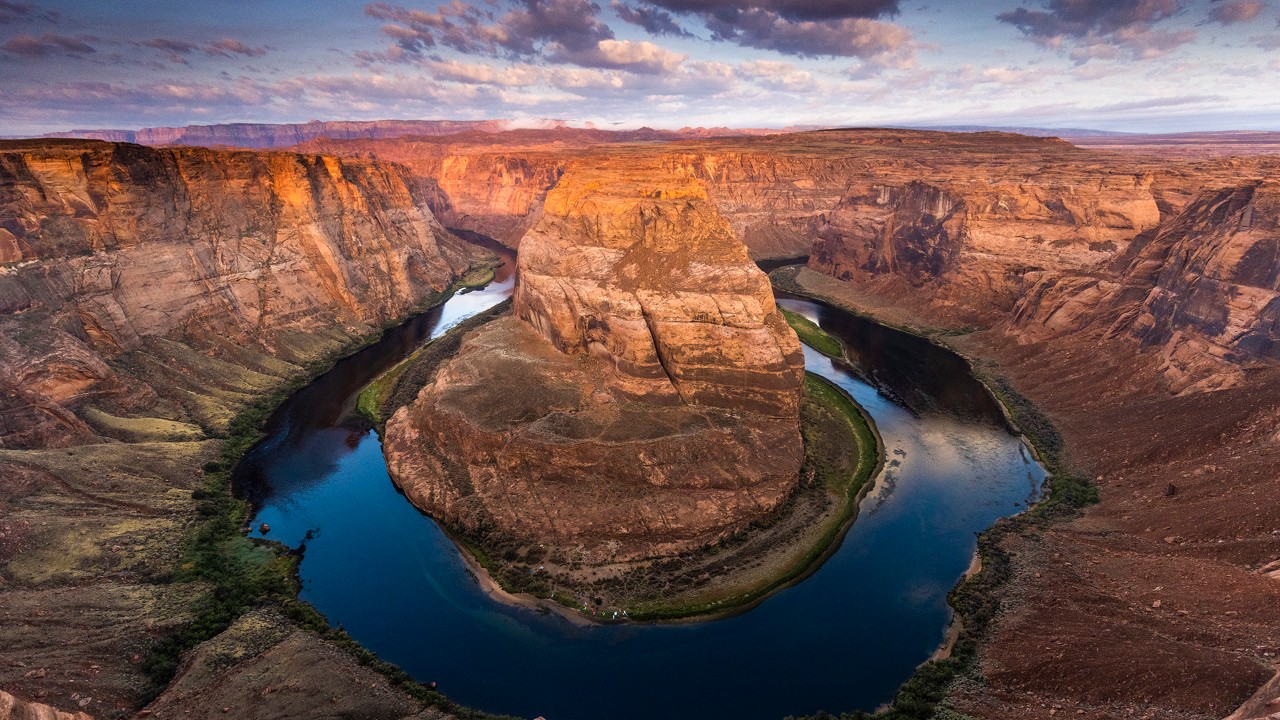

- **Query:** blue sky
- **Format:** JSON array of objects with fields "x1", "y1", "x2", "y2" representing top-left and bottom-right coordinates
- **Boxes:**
[{"x1": 1, "y1": 0, "x2": 1277, "y2": 134}]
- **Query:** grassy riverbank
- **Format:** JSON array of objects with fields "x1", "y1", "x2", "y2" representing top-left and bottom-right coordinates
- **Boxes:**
[
  {"x1": 620, "y1": 372, "x2": 882, "y2": 620},
  {"x1": 422, "y1": 366, "x2": 883, "y2": 624},
  {"x1": 356, "y1": 299, "x2": 512, "y2": 425},
  {"x1": 773, "y1": 272, "x2": 1099, "y2": 720},
  {"x1": 140, "y1": 267, "x2": 510, "y2": 718},
  {"x1": 782, "y1": 307, "x2": 844, "y2": 359}
]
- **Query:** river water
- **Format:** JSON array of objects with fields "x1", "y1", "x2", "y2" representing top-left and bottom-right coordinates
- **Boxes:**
[{"x1": 236, "y1": 247, "x2": 1044, "y2": 720}]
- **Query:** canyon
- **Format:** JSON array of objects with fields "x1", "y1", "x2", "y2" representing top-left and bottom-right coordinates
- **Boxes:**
[
  {"x1": 0, "y1": 139, "x2": 488, "y2": 718},
  {"x1": 383, "y1": 153, "x2": 806, "y2": 577},
  {"x1": 1, "y1": 126, "x2": 1278, "y2": 720}
]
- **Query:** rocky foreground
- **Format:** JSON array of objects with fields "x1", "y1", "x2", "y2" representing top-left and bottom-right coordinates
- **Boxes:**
[
  {"x1": 0, "y1": 140, "x2": 486, "y2": 718},
  {"x1": 384, "y1": 154, "x2": 805, "y2": 565}
]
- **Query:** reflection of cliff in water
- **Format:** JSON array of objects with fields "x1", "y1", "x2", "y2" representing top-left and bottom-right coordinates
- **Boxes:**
[
  {"x1": 234, "y1": 233, "x2": 516, "y2": 507},
  {"x1": 778, "y1": 293, "x2": 1003, "y2": 423}
]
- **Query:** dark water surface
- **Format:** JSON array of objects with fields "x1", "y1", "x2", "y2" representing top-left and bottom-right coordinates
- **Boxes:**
[{"x1": 237, "y1": 251, "x2": 1044, "y2": 720}]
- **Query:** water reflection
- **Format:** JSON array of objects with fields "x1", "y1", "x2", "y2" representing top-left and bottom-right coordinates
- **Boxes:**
[{"x1": 237, "y1": 251, "x2": 1045, "y2": 720}]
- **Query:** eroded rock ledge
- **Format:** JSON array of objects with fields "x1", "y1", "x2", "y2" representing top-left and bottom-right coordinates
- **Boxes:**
[{"x1": 384, "y1": 157, "x2": 805, "y2": 564}]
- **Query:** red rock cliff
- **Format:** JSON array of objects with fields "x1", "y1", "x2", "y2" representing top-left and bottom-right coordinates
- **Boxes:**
[
  {"x1": 0, "y1": 140, "x2": 481, "y2": 447},
  {"x1": 384, "y1": 156, "x2": 804, "y2": 563}
]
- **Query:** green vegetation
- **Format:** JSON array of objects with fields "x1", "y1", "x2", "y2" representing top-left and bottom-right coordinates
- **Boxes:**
[
  {"x1": 81, "y1": 406, "x2": 205, "y2": 442},
  {"x1": 781, "y1": 307, "x2": 844, "y2": 359},
  {"x1": 622, "y1": 372, "x2": 880, "y2": 621},
  {"x1": 774, "y1": 278, "x2": 1098, "y2": 720},
  {"x1": 356, "y1": 299, "x2": 512, "y2": 424},
  {"x1": 140, "y1": 274, "x2": 511, "y2": 719},
  {"x1": 457, "y1": 266, "x2": 496, "y2": 289}
]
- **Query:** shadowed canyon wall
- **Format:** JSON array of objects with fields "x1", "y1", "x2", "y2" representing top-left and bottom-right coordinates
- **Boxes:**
[
  {"x1": 0, "y1": 139, "x2": 485, "y2": 717},
  {"x1": 0, "y1": 140, "x2": 479, "y2": 449}
]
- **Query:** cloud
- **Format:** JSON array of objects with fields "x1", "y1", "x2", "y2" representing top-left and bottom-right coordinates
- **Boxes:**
[
  {"x1": 711, "y1": 11, "x2": 912, "y2": 58},
  {"x1": 999, "y1": 0, "x2": 1195, "y2": 62},
  {"x1": 611, "y1": 1, "x2": 690, "y2": 37},
  {"x1": 365, "y1": 0, "x2": 614, "y2": 58},
  {"x1": 1206, "y1": 0, "x2": 1264, "y2": 25},
  {"x1": 998, "y1": 0, "x2": 1184, "y2": 41},
  {"x1": 624, "y1": 0, "x2": 910, "y2": 58},
  {"x1": 1066, "y1": 26, "x2": 1195, "y2": 62},
  {"x1": 643, "y1": 0, "x2": 900, "y2": 22},
  {"x1": 549, "y1": 38, "x2": 685, "y2": 73},
  {"x1": 944, "y1": 64, "x2": 1044, "y2": 89},
  {"x1": 203, "y1": 38, "x2": 269, "y2": 58},
  {"x1": 1, "y1": 32, "x2": 94, "y2": 57},
  {"x1": 0, "y1": 0, "x2": 31, "y2": 24},
  {"x1": 428, "y1": 59, "x2": 544, "y2": 86},
  {"x1": 737, "y1": 59, "x2": 814, "y2": 91},
  {"x1": 133, "y1": 37, "x2": 270, "y2": 65}
]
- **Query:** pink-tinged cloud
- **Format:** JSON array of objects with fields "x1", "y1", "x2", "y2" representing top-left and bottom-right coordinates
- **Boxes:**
[
  {"x1": 737, "y1": 60, "x2": 815, "y2": 92},
  {"x1": 708, "y1": 12, "x2": 913, "y2": 59},
  {"x1": 999, "y1": 0, "x2": 1196, "y2": 63},
  {"x1": 203, "y1": 38, "x2": 269, "y2": 57},
  {"x1": 1207, "y1": 0, "x2": 1264, "y2": 25},
  {"x1": 1, "y1": 32, "x2": 94, "y2": 57},
  {"x1": 549, "y1": 39, "x2": 686, "y2": 73}
]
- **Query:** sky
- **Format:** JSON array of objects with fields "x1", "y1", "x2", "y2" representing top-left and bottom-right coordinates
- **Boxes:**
[{"x1": 1, "y1": 0, "x2": 1278, "y2": 135}]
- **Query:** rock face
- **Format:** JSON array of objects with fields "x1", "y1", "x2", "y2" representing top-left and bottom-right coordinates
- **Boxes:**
[
  {"x1": 514, "y1": 159, "x2": 804, "y2": 417},
  {"x1": 0, "y1": 690, "x2": 94, "y2": 720},
  {"x1": 0, "y1": 139, "x2": 480, "y2": 448},
  {"x1": 384, "y1": 158, "x2": 804, "y2": 563},
  {"x1": 1011, "y1": 180, "x2": 1280, "y2": 392},
  {"x1": 0, "y1": 139, "x2": 483, "y2": 718},
  {"x1": 298, "y1": 135, "x2": 569, "y2": 247}
]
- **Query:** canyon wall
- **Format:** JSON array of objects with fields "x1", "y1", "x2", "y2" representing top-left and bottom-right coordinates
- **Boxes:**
[
  {"x1": 0, "y1": 139, "x2": 480, "y2": 447},
  {"x1": 1011, "y1": 180, "x2": 1280, "y2": 392},
  {"x1": 384, "y1": 156, "x2": 804, "y2": 563},
  {"x1": 298, "y1": 136, "x2": 567, "y2": 247},
  {"x1": 0, "y1": 138, "x2": 485, "y2": 719},
  {"x1": 662, "y1": 131, "x2": 1278, "y2": 393}
]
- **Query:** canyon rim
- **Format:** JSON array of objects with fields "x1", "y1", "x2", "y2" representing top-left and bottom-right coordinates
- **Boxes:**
[{"x1": 3, "y1": 2, "x2": 1280, "y2": 720}]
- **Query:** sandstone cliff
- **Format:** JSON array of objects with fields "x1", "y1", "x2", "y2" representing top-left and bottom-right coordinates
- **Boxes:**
[
  {"x1": 1011, "y1": 180, "x2": 1280, "y2": 392},
  {"x1": 298, "y1": 135, "x2": 569, "y2": 247},
  {"x1": 384, "y1": 156, "x2": 804, "y2": 563},
  {"x1": 0, "y1": 139, "x2": 484, "y2": 719},
  {"x1": 0, "y1": 140, "x2": 480, "y2": 449}
]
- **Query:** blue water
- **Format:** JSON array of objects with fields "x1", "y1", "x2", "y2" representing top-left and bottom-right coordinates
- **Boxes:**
[{"x1": 238, "y1": 252, "x2": 1044, "y2": 720}]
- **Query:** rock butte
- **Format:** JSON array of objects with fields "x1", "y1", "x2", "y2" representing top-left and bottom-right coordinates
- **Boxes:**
[{"x1": 384, "y1": 156, "x2": 805, "y2": 563}]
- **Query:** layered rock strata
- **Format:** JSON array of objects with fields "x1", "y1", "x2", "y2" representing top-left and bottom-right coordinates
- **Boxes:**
[
  {"x1": 384, "y1": 158, "x2": 804, "y2": 563},
  {"x1": 0, "y1": 139, "x2": 479, "y2": 447},
  {"x1": 0, "y1": 139, "x2": 483, "y2": 717}
]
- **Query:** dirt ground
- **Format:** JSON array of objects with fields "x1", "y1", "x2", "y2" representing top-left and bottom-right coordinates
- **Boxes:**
[{"x1": 792, "y1": 268, "x2": 1280, "y2": 720}]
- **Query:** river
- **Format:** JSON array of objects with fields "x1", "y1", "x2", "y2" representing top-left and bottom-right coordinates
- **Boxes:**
[{"x1": 236, "y1": 244, "x2": 1044, "y2": 720}]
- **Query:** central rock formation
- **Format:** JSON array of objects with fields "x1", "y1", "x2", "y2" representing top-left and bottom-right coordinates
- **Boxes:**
[{"x1": 384, "y1": 158, "x2": 805, "y2": 563}]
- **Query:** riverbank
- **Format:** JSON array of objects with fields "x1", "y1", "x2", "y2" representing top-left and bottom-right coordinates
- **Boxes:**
[
  {"x1": 366, "y1": 300, "x2": 884, "y2": 623},
  {"x1": 767, "y1": 265, "x2": 1104, "y2": 720},
  {"x1": 134, "y1": 256, "x2": 512, "y2": 718}
]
